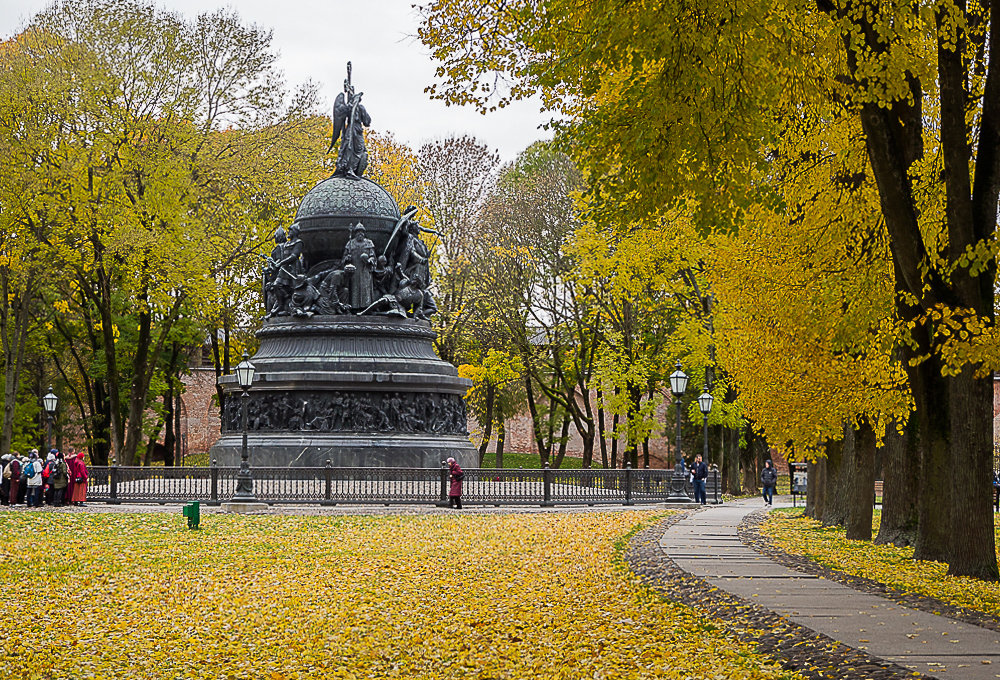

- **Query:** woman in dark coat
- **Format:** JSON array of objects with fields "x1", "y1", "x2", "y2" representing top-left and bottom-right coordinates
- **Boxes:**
[
  {"x1": 6, "y1": 455, "x2": 20, "y2": 506},
  {"x1": 447, "y1": 457, "x2": 463, "y2": 509}
]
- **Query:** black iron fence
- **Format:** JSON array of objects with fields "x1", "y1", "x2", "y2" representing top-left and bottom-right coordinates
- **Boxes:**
[{"x1": 85, "y1": 463, "x2": 722, "y2": 507}]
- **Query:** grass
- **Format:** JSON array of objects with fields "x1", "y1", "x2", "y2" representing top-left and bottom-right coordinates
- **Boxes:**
[
  {"x1": 0, "y1": 510, "x2": 806, "y2": 680},
  {"x1": 761, "y1": 508, "x2": 1000, "y2": 618}
]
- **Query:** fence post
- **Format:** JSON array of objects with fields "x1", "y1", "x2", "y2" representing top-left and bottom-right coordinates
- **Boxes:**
[
  {"x1": 109, "y1": 462, "x2": 119, "y2": 504},
  {"x1": 210, "y1": 458, "x2": 219, "y2": 505},
  {"x1": 324, "y1": 459, "x2": 333, "y2": 505},
  {"x1": 625, "y1": 462, "x2": 633, "y2": 506},
  {"x1": 714, "y1": 468, "x2": 721, "y2": 504},
  {"x1": 440, "y1": 461, "x2": 449, "y2": 506},
  {"x1": 542, "y1": 463, "x2": 552, "y2": 506}
]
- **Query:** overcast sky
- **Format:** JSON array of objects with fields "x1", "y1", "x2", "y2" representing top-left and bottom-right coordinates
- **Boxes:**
[{"x1": 0, "y1": 0, "x2": 552, "y2": 161}]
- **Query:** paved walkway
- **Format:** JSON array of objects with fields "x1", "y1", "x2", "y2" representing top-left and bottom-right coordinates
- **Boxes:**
[{"x1": 661, "y1": 499, "x2": 1000, "y2": 679}]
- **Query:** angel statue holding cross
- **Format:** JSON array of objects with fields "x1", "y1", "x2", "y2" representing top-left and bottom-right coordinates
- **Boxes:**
[{"x1": 327, "y1": 61, "x2": 371, "y2": 179}]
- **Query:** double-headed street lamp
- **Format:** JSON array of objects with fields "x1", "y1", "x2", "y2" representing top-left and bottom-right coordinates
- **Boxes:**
[
  {"x1": 667, "y1": 362, "x2": 690, "y2": 501},
  {"x1": 232, "y1": 353, "x2": 257, "y2": 502},
  {"x1": 43, "y1": 386, "x2": 58, "y2": 453}
]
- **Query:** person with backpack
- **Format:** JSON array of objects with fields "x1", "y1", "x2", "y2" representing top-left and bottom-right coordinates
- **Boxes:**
[
  {"x1": 761, "y1": 459, "x2": 778, "y2": 506},
  {"x1": 51, "y1": 452, "x2": 69, "y2": 507},
  {"x1": 42, "y1": 451, "x2": 56, "y2": 505},
  {"x1": 24, "y1": 451, "x2": 43, "y2": 507}
]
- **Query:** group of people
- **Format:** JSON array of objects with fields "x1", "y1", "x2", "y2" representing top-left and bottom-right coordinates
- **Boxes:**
[{"x1": 1, "y1": 449, "x2": 89, "y2": 508}]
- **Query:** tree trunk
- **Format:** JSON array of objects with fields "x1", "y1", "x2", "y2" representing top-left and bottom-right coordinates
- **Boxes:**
[
  {"x1": 597, "y1": 387, "x2": 608, "y2": 468},
  {"x1": 820, "y1": 436, "x2": 847, "y2": 527},
  {"x1": 875, "y1": 422, "x2": 918, "y2": 546},
  {"x1": 741, "y1": 424, "x2": 762, "y2": 494},
  {"x1": 806, "y1": 458, "x2": 826, "y2": 520},
  {"x1": 913, "y1": 351, "x2": 952, "y2": 562},
  {"x1": 524, "y1": 373, "x2": 551, "y2": 465},
  {"x1": 495, "y1": 418, "x2": 505, "y2": 469},
  {"x1": 610, "y1": 408, "x2": 620, "y2": 469},
  {"x1": 947, "y1": 367, "x2": 999, "y2": 579},
  {"x1": 723, "y1": 425, "x2": 741, "y2": 495},
  {"x1": 553, "y1": 412, "x2": 571, "y2": 468},
  {"x1": 625, "y1": 384, "x2": 642, "y2": 468},
  {"x1": 0, "y1": 274, "x2": 32, "y2": 460},
  {"x1": 478, "y1": 381, "x2": 495, "y2": 466},
  {"x1": 845, "y1": 420, "x2": 876, "y2": 541}
]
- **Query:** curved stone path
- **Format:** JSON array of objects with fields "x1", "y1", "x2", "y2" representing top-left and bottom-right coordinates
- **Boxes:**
[{"x1": 661, "y1": 499, "x2": 1000, "y2": 679}]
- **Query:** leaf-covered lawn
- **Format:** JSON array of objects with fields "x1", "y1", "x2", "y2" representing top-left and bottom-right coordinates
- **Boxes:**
[
  {"x1": 761, "y1": 509, "x2": 1000, "y2": 617},
  {"x1": 1, "y1": 510, "x2": 802, "y2": 680}
]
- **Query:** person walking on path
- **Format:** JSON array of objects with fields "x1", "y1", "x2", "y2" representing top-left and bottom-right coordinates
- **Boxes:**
[
  {"x1": 24, "y1": 451, "x2": 43, "y2": 507},
  {"x1": 447, "y1": 457, "x2": 463, "y2": 509},
  {"x1": 761, "y1": 459, "x2": 777, "y2": 506},
  {"x1": 68, "y1": 452, "x2": 88, "y2": 506},
  {"x1": 690, "y1": 453, "x2": 709, "y2": 505}
]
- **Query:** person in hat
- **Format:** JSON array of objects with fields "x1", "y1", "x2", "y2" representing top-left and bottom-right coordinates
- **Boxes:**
[
  {"x1": 447, "y1": 457, "x2": 464, "y2": 509},
  {"x1": 5, "y1": 454, "x2": 20, "y2": 506},
  {"x1": 341, "y1": 222, "x2": 375, "y2": 309},
  {"x1": 1, "y1": 454, "x2": 11, "y2": 505},
  {"x1": 51, "y1": 451, "x2": 69, "y2": 507},
  {"x1": 43, "y1": 451, "x2": 57, "y2": 505},
  {"x1": 24, "y1": 451, "x2": 43, "y2": 507},
  {"x1": 68, "y1": 452, "x2": 88, "y2": 506}
]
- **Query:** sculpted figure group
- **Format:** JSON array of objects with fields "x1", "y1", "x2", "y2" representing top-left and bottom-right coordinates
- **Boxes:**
[
  {"x1": 222, "y1": 390, "x2": 467, "y2": 436},
  {"x1": 262, "y1": 208, "x2": 438, "y2": 321}
]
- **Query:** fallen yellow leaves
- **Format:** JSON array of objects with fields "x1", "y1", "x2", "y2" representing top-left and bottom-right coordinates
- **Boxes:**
[
  {"x1": 762, "y1": 509, "x2": 1000, "y2": 617},
  {"x1": 0, "y1": 511, "x2": 804, "y2": 679}
]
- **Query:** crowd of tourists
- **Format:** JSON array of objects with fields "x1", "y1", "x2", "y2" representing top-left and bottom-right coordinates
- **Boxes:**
[{"x1": 1, "y1": 449, "x2": 89, "y2": 508}]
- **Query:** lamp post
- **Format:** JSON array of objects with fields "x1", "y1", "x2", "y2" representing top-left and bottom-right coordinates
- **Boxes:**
[
  {"x1": 667, "y1": 362, "x2": 690, "y2": 501},
  {"x1": 232, "y1": 353, "x2": 257, "y2": 502},
  {"x1": 698, "y1": 385, "x2": 714, "y2": 463},
  {"x1": 42, "y1": 386, "x2": 58, "y2": 453}
]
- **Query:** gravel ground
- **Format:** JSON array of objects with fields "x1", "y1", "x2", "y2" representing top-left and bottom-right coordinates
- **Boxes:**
[
  {"x1": 740, "y1": 510, "x2": 1000, "y2": 635},
  {"x1": 625, "y1": 511, "x2": 932, "y2": 680}
]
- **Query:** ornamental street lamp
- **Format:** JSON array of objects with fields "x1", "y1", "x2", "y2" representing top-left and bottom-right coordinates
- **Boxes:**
[
  {"x1": 43, "y1": 386, "x2": 58, "y2": 453},
  {"x1": 698, "y1": 385, "x2": 714, "y2": 463},
  {"x1": 232, "y1": 353, "x2": 257, "y2": 502},
  {"x1": 667, "y1": 362, "x2": 690, "y2": 501}
]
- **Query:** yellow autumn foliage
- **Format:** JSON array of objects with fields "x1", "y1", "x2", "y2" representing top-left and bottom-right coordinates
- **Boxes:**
[{"x1": 0, "y1": 511, "x2": 805, "y2": 680}]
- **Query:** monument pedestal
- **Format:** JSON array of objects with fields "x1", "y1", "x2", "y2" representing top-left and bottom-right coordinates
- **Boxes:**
[{"x1": 210, "y1": 315, "x2": 475, "y2": 468}]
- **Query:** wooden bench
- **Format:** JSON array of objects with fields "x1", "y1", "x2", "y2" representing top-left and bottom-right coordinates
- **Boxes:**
[{"x1": 873, "y1": 480, "x2": 883, "y2": 508}]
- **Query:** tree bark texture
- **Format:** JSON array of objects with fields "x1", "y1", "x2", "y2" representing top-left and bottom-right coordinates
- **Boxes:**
[
  {"x1": 820, "y1": 436, "x2": 847, "y2": 527},
  {"x1": 875, "y1": 422, "x2": 918, "y2": 547},
  {"x1": 947, "y1": 368, "x2": 999, "y2": 579},
  {"x1": 845, "y1": 420, "x2": 877, "y2": 541}
]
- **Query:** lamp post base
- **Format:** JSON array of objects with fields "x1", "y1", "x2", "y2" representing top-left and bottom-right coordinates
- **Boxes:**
[
  {"x1": 665, "y1": 463, "x2": 691, "y2": 502},
  {"x1": 221, "y1": 501, "x2": 269, "y2": 514}
]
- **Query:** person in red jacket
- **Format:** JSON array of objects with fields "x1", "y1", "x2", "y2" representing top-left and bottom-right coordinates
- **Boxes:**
[
  {"x1": 447, "y1": 457, "x2": 463, "y2": 509},
  {"x1": 69, "y1": 452, "x2": 89, "y2": 506}
]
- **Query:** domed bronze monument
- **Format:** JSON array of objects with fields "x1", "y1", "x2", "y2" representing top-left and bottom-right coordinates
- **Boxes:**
[{"x1": 210, "y1": 64, "x2": 473, "y2": 468}]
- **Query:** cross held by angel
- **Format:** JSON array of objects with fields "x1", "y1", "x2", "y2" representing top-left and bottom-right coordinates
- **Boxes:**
[{"x1": 328, "y1": 61, "x2": 371, "y2": 179}]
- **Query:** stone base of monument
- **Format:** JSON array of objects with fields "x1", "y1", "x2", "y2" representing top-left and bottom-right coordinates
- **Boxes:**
[
  {"x1": 210, "y1": 433, "x2": 475, "y2": 468},
  {"x1": 209, "y1": 315, "x2": 476, "y2": 468},
  {"x1": 221, "y1": 502, "x2": 270, "y2": 514}
]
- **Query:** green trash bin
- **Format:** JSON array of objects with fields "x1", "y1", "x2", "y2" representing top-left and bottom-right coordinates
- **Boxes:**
[{"x1": 182, "y1": 501, "x2": 200, "y2": 530}]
